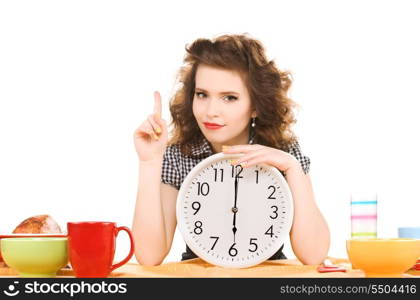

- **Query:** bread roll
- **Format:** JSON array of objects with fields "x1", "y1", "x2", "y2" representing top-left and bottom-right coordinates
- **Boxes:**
[{"x1": 12, "y1": 214, "x2": 62, "y2": 234}]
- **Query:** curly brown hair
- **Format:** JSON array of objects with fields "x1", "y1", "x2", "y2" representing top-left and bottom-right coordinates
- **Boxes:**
[{"x1": 168, "y1": 33, "x2": 299, "y2": 157}]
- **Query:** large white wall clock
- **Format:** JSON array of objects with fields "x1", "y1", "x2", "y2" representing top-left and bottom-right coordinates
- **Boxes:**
[{"x1": 176, "y1": 152, "x2": 294, "y2": 268}]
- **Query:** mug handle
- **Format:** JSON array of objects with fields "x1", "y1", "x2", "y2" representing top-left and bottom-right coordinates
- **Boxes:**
[{"x1": 110, "y1": 226, "x2": 135, "y2": 272}]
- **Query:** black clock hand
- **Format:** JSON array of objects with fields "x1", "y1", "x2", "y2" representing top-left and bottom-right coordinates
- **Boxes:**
[
  {"x1": 232, "y1": 168, "x2": 239, "y2": 243},
  {"x1": 234, "y1": 171, "x2": 238, "y2": 208}
]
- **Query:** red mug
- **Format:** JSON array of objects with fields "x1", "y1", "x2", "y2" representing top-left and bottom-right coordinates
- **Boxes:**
[{"x1": 67, "y1": 222, "x2": 135, "y2": 278}]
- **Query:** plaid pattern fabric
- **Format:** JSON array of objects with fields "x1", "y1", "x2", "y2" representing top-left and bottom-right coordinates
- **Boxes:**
[
  {"x1": 160, "y1": 136, "x2": 311, "y2": 261},
  {"x1": 161, "y1": 136, "x2": 311, "y2": 190}
]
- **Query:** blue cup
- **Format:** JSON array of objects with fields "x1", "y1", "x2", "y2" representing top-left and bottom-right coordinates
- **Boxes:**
[{"x1": 398, "y1": 227, "x2": 420, "y2": 239}]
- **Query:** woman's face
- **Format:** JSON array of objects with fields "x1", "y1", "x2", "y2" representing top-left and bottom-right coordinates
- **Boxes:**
[{"x1": 192, "y1": 64, "x2": 256, "y2": 152}]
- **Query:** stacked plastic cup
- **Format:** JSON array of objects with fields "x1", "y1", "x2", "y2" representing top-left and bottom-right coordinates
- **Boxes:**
[{"x1": 350, "y1": 192, "x2": 377, "y2": 239}]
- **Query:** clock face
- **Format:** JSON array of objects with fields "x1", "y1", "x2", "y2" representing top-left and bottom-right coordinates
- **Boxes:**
[{"x1": 176, "y1": 153, "x2": 294, "y2": 268}]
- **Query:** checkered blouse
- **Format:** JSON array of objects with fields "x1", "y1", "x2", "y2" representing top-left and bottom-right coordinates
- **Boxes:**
[{"x1": 160, "y1": 135, "x2": 311, "y2": 261}]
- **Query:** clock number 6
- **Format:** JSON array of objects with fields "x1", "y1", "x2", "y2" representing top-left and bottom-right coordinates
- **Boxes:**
[{"x1": 229, "y1": 243, "x2": 238, "y2": 257}]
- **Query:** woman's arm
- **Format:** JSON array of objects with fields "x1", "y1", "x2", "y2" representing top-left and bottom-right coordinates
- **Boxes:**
[
  {"x1": 222, "y1": 144, "x2": 331, "y2": 265},
  {"x1": 132, "y1": 91, "x2": 178, "y2": 266},
  {"x1": 285, "y1": 162, "x2": 330, "y2": 265},
  {"x1": 132, "y1": 158, "x2": 168, "y2": 266},
  {"x1": 132, "y1": 158, "x2": 178, "y2": 266}
]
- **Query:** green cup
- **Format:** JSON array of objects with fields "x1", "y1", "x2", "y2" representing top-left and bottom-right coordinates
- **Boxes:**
[{"x1": 0, "y1": 237, "x2": 68, "y2": 277}]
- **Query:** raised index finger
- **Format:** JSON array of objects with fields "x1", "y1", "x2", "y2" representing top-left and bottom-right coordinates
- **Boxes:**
[{"x1": 153, "y1": 91, "x2": 162, "y2": 119}]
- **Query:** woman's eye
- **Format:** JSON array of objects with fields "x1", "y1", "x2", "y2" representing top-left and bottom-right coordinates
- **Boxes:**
[
  {"x1": 195, "y1": 92, "x2": 207, "y2": 99},
  {"x1": 223, "y1": 95, "x2": 238, "y2": 101}
]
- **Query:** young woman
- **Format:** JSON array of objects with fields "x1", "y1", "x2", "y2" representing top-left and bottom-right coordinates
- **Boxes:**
[{"x1": 132, "y1": 34, "x2": 330, "y2": 266}]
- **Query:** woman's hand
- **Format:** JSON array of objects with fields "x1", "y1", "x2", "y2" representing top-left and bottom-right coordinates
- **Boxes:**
[
  {"x1": 133, "y1": 91, "x2": 169, "y2": 162},
  {"x1": 222, "y1": 144, "x2": 301, "y2": 174}
]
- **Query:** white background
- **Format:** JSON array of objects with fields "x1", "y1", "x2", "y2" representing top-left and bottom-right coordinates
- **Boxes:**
[{"x1": 1, "y1": 0, "x2": 419, "y2": 264}]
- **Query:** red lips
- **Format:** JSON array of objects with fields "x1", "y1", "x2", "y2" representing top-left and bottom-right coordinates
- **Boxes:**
[{"x1": 204, "y1": 122, "x2": 225, "y2": 130}]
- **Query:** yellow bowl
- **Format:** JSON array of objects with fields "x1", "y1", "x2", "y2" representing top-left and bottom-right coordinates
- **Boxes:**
[{"x1": 346, "y1": 238, "x2": 420, "y2": 277}]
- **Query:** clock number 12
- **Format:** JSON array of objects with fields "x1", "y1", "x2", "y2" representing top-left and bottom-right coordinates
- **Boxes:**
[{"x1": 231, "y1": 165, "x2": 243, "y2": 178}]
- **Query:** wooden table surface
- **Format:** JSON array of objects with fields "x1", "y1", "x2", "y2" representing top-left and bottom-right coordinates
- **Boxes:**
[{"x1": 1, "y1": 258, "x2": 419, "y2": 278}]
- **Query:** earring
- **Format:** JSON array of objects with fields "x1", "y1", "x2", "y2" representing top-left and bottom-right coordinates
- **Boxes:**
[
  {"x1": 249, "y1": 117, "x2": 256, "y2": 144},
  {"x1": 251, "y1": 117, "x2": 256, "y2": 128}
]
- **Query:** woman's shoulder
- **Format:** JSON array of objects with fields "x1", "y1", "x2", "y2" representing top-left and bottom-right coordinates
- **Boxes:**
[
  {"x1": 286, "y1": 139, "x2": 311, "y2": 174},
  {"x1": 164, "y1": 143, "x2": 182, "y2": 157},
  {"x1": 286, "y1": 139, "x2": 303, "y2": 153}
]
